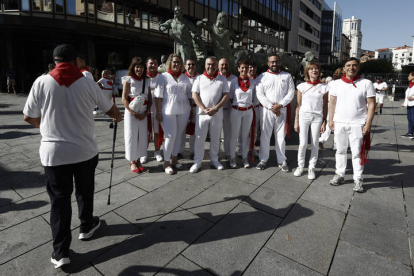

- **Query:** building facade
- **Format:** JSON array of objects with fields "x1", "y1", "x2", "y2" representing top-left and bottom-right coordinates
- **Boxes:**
[
  {"x1": 360, "y1": 49, "x2": 375, "y2": 63},
  {"x1": 342, "y1": 15, "x2": 362, "y2": 59},
  {"x1": 319, "y1": 1, "x2": 342, "y2": 65},
  {"x1": 375, "y1": 46, "x2": 413, "y2": 71},
  {"x1": 0, "y1": 0, "x2": 292, "y2": 93},
  {"x1": 340, "y1": 33, "x2": 350, "y2": 63},
  {"x1": 288, "y1": 0, "x2": 322, "y2": 57}
]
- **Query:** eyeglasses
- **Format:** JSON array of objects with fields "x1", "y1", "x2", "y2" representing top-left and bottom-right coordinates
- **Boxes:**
[{"x1": 187, "y1": 63, "x2": 195, "y2": 66}]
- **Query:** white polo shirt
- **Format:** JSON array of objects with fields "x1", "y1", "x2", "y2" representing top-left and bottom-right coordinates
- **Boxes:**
[
  {"x1": 330, "y1": 78, "x2": 376, "y2": 125},
  {"x1": 192, "y1": 74, "x2": 229, "y2": 116},
  {"x1": 122, "y1": 76, "x2": 150, "y2": 113},
  {"x1": 98, "y1": 77, "x2": 113, "y2": 91},
  {"x1": 250, "y1": 76, "x2": 261, "y2": 106},
  {"x1": 229, "y1": 78, "x2": 255, "y2": 108},
  {"x1": 147, "y1": 73, "x2": 160, "y2": 114},
  {"x1": 154, "y1": 73, "x2": 192, "y2": 115},
  {"x1": 23, "y1": 75, "x2": 113, "y2": 167},
  {"x1": 296, "y1": 82, "x2": 328, "y2": 117},
  {"x1": 220, "y1": 73, "x2": 237, "y2": 109},
  {"x1": 81, "y1": 70, "x2": 94, "y2": 80},
  {"x1": 256, "y1": 71, "x2": 295, "y2": 109},
  {"x1": 373, "y1": 82, "x2": 388, "y2": 94},
  {"x1": 403, "y1": 86, "x2": 414, "y2": 107}
]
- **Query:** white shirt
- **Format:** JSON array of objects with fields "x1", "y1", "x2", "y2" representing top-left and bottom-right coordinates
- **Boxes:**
[
  {"x1": 330, "y1": 78, "x2": 376, "y2": 125},
  {"x1": 229, "y1": 78, "x2": 255, "y2": 108},
  {"x1": 23, "y1": 75, "x2": 113, "y2": 167},
  {"x1": 403, "y1": 86, "x2": 414, "y2": 107},
  {"x1": 373, "y1": 82, "x2": 388, "y2": 94},
  {"x1": 185, "y1": 72, "x2": 198, "y2": 86},
  {"x1": 98, "y1": 77, "x2": 113, "y2": 91},
  {"x1": 154, "y1": 73, "x2": 192, "y2": 115},
  {"x1": 122, "y1": 76, "x2": 151, "y2": 114},
  {"x1": 147, "y1": 73, "x2": 160, "y2": 114},
  {"x1": 82, "y1": 70, "x2": 94, "y2": 80},
  {"x1": 220, "y1": 73, "x2": 237, "y2": 109},
  {"x1": 192, "y1": 74, "x2": 229, "y2": 116},
  {"x1": 297, "y1": 82, "x2": 328, "y2": 117},
  {"x1": 256, "y1": 71, "x2": 295, "y2": 109},
  {"x1": 250, "y1": 76, "x2": 260, "y2": 106}
]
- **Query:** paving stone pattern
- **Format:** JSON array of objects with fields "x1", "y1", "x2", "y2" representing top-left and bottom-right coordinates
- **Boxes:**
[{"x1": 0, "y1": 93, "x2": 413, "y2": 275}]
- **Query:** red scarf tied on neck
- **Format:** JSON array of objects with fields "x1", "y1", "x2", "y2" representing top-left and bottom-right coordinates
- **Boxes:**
[
  {"x1": 131, "y1": 74, "x2": 144, "y2": 81},
  {"x1": 146, "y1": 71, "x2": 158, "y2": 78},
  {"x1": 168, "y1": 70, "x2": 182, "y2": 78},
  {"x1": 307, "y1": 80, "x2": 321, "y2": 85},
  {"x1": 80, "y1": 68, "x2": 90, "y2": 73},
  {"x1": 238, "y1": 76, "x2": 250, "y2": 92},
  {"x1": 49, "y1": 63, "x2": 84, "y2": 87},
  {"x1": 267, "y1": 69, "x2": 281, "y2": 75},
  {"x1": 203, "y1": 70, "x2": 218, "y2": 80},
  {"x1": 409, "y1": 81, "x2": 414, "y2": 89},
  {"x1": 341, "y1": 74, "x2": 361, "y2": 87},
  {"x1": 219, "y1": 71, "x2": 231, "y2": 78},
  {"x1": 185, "y1": 72, "x2": 197, "y2": 78}
]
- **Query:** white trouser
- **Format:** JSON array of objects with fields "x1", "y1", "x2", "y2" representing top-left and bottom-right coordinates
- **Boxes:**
[
  {"x1": 161, "y1": 112, "x2": 190, "y2": 162},
  {"x1": 297, "y1": 113, "x2": 322, "y2": 169},
  {"x1": 334, "y1": 122, "x2": 364, "y2": 181},
  {"x1": 376, "y1": 92, "x2": 384, "y2": 104},
  {"x1": 151, "y1": 112, "x2": 159, "y2": 133},
  {"x1": 237, "y1": 105, "x2": 261, "y2": 150},
  {"x1": 222, "y1": 108, "x2": 232, "y2": 156},
  {"x1": 194, "y1": 113, "x2": 223, "y2": 164},
  {"x1": 230, "y1": 108, "x2": 253, "y2": 159},
  {"x1": 259, "y1": 107, "x2": 287, "y2": 163},
  {"x1": 124, "y1": 111, "x2": 148, "y2": 161},
  {"x1": 179, "y1": 107, "x2": 196, "y2": 153}
]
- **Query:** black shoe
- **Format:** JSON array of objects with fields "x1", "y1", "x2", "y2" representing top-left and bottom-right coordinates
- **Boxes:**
[
  {"x1": 379, "y1": 108, "x2": 382, "y2": 114},
  {"x1": 79, "y1": 216, "x2": 100, "y2": 240},
  {"x1": 177, "y1": 153, "x2": 184, "y2": 159},
  {"x1": 256, "y1": 161, "x2": 266, "y2": 170},
  {"x1": 401, "y1": 133, "x2": 413, "y2": 138},
  {"x1": 51, "y1": 252, "x2": 70, "y2": 269}
]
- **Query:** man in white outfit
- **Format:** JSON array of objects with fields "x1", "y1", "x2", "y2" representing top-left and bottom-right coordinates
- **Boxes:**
[
  {"x1": 190, "y1": 56, "x2": 229, "y2": 173},
  {"x1": 328, "y1": 57, "x2": 375, "y2": 192},
  {"x1": 218, "y1": 58, "x2": 237, "y2": 160},
  {"x1": 373, "y1": 76, "x2": 388, "y2": 115},
  {"x1": 256, "y1": 54, "x2": 295, "y2": 171}
]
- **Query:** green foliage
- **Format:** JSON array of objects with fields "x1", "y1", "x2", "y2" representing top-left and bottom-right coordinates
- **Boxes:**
[{"x1": 359, "y1": 59, "x2": 394, "y2": 74}]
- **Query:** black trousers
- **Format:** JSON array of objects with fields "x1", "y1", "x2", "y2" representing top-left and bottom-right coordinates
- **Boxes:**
[{"x1": 45, "y1": 154, "x2": 99, "y2": 256}]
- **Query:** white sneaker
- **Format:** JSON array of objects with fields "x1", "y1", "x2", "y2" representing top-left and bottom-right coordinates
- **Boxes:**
[
  {"x1": 278, "y1": 162, "x2": 290, "y2": 172},
  {"x1": 243, "y1": 158, "x2": 250, "y2": 168},
  {"x1": 230, "y1": 158, "x2": 237, "y2": 168},
  {"x1": 329, "y1": 174, "x2": 344, "y2": 186},
  {"x1": 51, "y1": 253, "x2": 70, "y2": 269},
  {"x1": 189, "y1": 163, "x2": 202, "y2": 173},
  {"x1": 154, "y1": 151, "x2": 163, "y2": 162},
  {"x1": 210, "y1": 160, "x2": 224, "y2": 170},
  {"x1": 93, "y1": 110, "x2": 98, "y2": 115},
  {"x1": 353, "y1": 179, "x2": 364, "y2": 192},
  {"x1": 140, "y1": 156, "x2": 147, "y2": 164},
  {"x1": 293, "y1": 167, "x2": 303, "y2": 177},
  {"x1": 308, "y1": 168, "x2": 316, "y2": 180}
]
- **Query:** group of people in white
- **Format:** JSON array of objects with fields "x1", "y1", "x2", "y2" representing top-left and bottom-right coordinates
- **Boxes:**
[{"x1": 122, "y1": 53, "x2": 376, "y2": 193}]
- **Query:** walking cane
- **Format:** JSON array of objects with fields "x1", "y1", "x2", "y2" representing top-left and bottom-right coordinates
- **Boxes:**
[{"x1": 107, "y1": 121, "x2": 117, "y2": 205}]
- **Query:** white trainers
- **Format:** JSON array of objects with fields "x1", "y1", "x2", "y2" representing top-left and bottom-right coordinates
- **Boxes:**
[
  {"x1": 51, "y1": 253, "x2": 70, "y2": 269},
  {"x1": 353, "y1": 179, "x2": 364, "y2": 192},
  {"x1": 210, "y1": 160, "x2": 224, "y2": 170},
  {"x1": 329, "y1": 174, "x2": 344, "y2": 186},
  {"x1": 154, "y1": 151, "x2": 163, "y2": 162},
  {"x1": 308, "y1": 168, "x2": 316, "y2": 180},
  {"x1": 140, "y1": 156, "x2": 147, "y2": 164},
  {"x1": 189, "y1": 163, "x2": 202, "y2": 173},
  {"x1": 230, "y1": 158, "x2": 237, "y2": 169},
  {"x1": 243, "y1": 158, "x2": 250, "y2": 168},
  {"x1": 278, "y1": 162, "x2": 290, "y2": 172},
  {"x1": 293, "y1": 167, "x2": 303, "y2": 177},
  {"x1": 93, "y1": 110, "x2": 98, "y2": 115}
]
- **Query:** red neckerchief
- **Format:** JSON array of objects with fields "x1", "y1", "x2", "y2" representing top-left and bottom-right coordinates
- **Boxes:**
[
  {"x1": 341, "y1": 74, "x2": 361, "y2": 87},
  {"x1": 80, "y1": 68, "x2": 90, "y2": 73},
  {"x1": 131, "y1": 74, "x2": 144, "y2": 81},
  {"x1": 168, "y1": 70, "x2": 182, "y2": 78},
  {"x1": 219, "y1": 71, "x2": 231, "y2": 78},
  {"x1": 185, "y1": 72, "x2": 197, "y2": 78},
  {"x1": 409, "y1": 81, "x2": 414, "y2": 89},
  {"x1": 49, "y1": 63, "x2": 83, "y2": 87},
  {"x1": 267, "y1": 69, "x2": 281, "y2": 75},
  {"x1": 203, "y1": 70, "x2": 218, "y2": 80},
  {"x1": 104, "y1": 78, "x2": 113, "y2": 86},
  {"x1": 238, "y1": 76, "x2": 250, "y2": 92},
  {"x1": 307, "y1": 80, "x2": 321, "y2": 85},
  {"x1": 376, "y1": 81, "x2": 383, "y2": 84},
  {"x1": 146, "y1": 71, "x2": 158, "y2": 78}
]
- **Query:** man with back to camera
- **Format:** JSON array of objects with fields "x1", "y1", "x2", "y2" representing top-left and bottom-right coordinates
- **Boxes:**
[
  {"x1": 373, "y1": 76, "x2": 388, "y2": 115},
  {"x1": 328, "y1": 57, "x2": 375, "y2": 192},
  {"x1": 255, "y1": 54, "x2": 295, "y2": 171},
  {"x1": 189, "y1": 56, "x2": 229, "y2": 173},
  {"x1": 23, "y1": 44, "x2": 123, "y2": 269}
]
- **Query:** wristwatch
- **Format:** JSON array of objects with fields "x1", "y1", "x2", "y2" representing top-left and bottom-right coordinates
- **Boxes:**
[{"x1": 214, "y1": 107, "x2": 218, "y2": 112}]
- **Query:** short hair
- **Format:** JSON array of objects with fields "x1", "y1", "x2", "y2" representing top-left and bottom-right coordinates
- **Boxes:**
[
  {"x1": 332, "y1": 67, "x2": 344, "y2": 80},
  {"x1": 268, "y1": 53, "x2": 280, "y2": 61},
  {"x1": 249, "y1": 61, "x2": 257, "y2": 67},
  {"x1": 127, "y1": 57, "x2": 145, "y2": 76},
  {"x1": 146, "y1": 56, "x2": 158, "y2": 63},
  {"x1": 205, "y1": 56, "x2": 218, "y2": 65},
  {"x1": 238, "y1": 60, "x2": 250, "y2": 68},
  {"x1": 304, "y1": 62, "x2": 321, "y2": 81},
  {"x1": 185, "y1": 59, "x2": 196, "y2": 64},
  {"x1": 48, "y1": 63, "x2": 55, "y2": 70},
  {"x1": 410, "y1": 71, "x2": 414, "y2": 77},
  {"x1": 102, "y1": 70, "x2": 110, "y2": 77},
  {"x1": 166, "y1": 53, "x2": 184, "y2": 72},
  {"x1": 344, "y1": 57, "x2": 360, "y2": 66}
]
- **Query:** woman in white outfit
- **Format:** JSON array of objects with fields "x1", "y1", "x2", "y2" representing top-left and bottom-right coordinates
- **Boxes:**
[
  {"x1": 154, "y1": 54, "x2": 192, "y2": 174},
  {"x1": 229, "y1": 60, "x2": 255, "y2": 169},
  {"x1": 294, "y1": 62, "x2": 328, "y2": 179},
  {"x1": 122, "y1": 57, "x2": 152, "y2": 173}
]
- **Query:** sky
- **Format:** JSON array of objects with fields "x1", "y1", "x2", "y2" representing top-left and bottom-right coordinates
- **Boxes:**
[{"x1": 324, "y1": 0, "x2": 414, "y2": 51}]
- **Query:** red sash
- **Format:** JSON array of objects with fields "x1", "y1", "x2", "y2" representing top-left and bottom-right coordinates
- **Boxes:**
[{"x1": 360, "y1": 133, "x2": 371, "y2": 165}]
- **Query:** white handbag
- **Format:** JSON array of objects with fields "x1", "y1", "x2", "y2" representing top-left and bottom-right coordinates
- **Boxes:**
[{"x1": 129, "y1": 95, "x2": 145, "y2": 113}]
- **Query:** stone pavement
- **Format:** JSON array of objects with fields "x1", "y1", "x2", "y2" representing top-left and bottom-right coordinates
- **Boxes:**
[{"x1": 0, "y1": 92, "x2": 413, "y2": 275}]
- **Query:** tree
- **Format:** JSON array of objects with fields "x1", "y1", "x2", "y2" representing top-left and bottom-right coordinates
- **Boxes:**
[{"x1": 359, "y1": 59, "x2": 394, "y2": 74}]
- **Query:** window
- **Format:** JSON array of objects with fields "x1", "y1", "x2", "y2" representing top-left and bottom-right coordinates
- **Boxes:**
[
  {"x1": 33, "y1": 0, "x2": 53, "y2": 12},
  {"x1": 116, "y1": 1, "x2": 124, "y2": 24},
  {"x1": 66, "y1": 0, "x2": 82, "y2": 15},
  {"x1": 55, "y1": 0, "x2": 64, "y2": 13},
  {"x1": 300, "y1": 2, "x2": 320, "y2": 24},
  {"x1": 4, "y1": 0, "x2": 19, "y2": 10},
  {"x1": 126, "y1": 6, "x2": 140, "y2": 27},
  {"x1": 209, "y1": 0, "x2": 217, "y2": 9},
  {"x1": 97, "y1": 1, "x2": 114, "y2": 22},
  {"x1": 22, "y1": 0, "x2": 30, "y2": 10},
  {"x1": 150, "y1": 13, "x2": 160, "y2": 30}
]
